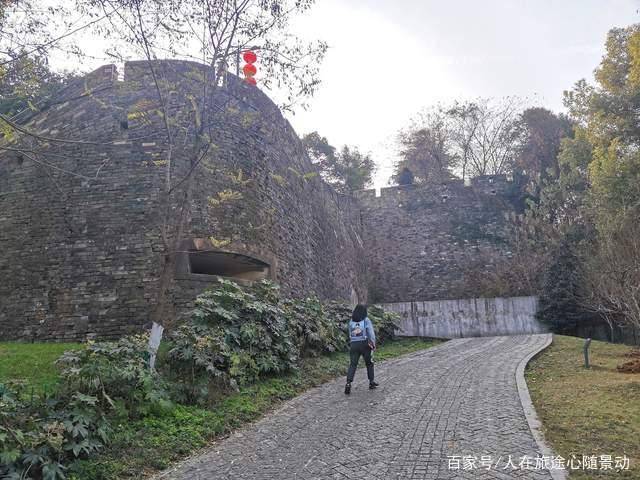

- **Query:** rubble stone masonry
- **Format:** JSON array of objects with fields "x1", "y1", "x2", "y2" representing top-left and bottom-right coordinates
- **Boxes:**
[{"x1": 0, "y1": 61, "x2": 515, "y2": 340}]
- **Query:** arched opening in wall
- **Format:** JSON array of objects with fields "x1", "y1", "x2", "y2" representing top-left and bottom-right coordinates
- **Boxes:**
[{"x1": 188, "y1": 250, "x2": 270, "y2": 281}]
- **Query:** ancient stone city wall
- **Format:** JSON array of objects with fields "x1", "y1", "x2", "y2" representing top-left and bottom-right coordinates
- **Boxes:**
[
  {"x1": 0, "y1": 61, "x2": 365, "y2": 341},
  {"x1": 0, "y1": 60, "x2": 518, "y2": 341},
  {"x1": 354, "y1": 177, "x2": 516, "y2": 303}
]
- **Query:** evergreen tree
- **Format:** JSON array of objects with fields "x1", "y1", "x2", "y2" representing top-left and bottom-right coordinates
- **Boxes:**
[{"x1": 536, "y1": 234, "x2": 585, "y2": 333}]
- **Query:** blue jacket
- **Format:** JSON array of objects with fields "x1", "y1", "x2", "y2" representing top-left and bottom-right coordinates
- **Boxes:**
[{"x1": 349, "y1": 317, "x2": 376, "y2": 345}]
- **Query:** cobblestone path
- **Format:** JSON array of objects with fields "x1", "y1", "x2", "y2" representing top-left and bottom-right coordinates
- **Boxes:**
[{"x1": 158, "y1": 335, "x2": 553, "y2": 480}]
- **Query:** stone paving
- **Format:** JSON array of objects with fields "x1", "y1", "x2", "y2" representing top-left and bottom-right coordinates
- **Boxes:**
[{"x1": 158, "y1": 335, "x2": 553, "y2": 480}]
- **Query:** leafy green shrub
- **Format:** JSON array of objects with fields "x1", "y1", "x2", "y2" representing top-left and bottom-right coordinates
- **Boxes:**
[
  {"x1": 283, "y1": 297, "x2": 345, "y2": 356},
  {"x1": 324, "y1": 302, "x2": 399, "y2": 345},
  {"x1": 167, "y1": 280, "x2": 297, "y2": 403},
  {"x1": 0, "y1": 384, "x2": 109, "y2": 480},
  {"x1": 323, "y1": 301, "x2": 352, "y2": 347},
  {"x1": 1, "y1": 336, "x2": 175, "y2": 479},
  {"x1": 1, "y1": 277, "x2": 403, "y2": 477},
  {"x1": 166, "y1": 280, "x2": 401, "y2": 404},
  {"x1": 164, "y1": 323, "x2": 234, "y2": 404},
  {"x1": 56, "y1": 335, "x2": 171, "y2": 419},
  {"x1": 368, "y1": 305, "x2": 400, "y2": 343}
]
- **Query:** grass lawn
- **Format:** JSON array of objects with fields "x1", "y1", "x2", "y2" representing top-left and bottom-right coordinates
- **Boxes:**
[
  {"x1": 0, "y1": 337, "x2": 441, "y2": 479},
  {"x1": 0, "y1": 342, "x2": 82, "y2": 393},
  {"x1": 526, "y1": 335, "x2": 640, "y2": 479}
]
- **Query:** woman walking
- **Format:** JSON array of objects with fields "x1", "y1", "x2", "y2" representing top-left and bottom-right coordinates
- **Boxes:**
[{"x1": 344, "y1": 304, "x2": 379, "y2": 394}]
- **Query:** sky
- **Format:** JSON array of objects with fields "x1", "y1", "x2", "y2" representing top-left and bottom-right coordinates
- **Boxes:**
[
  {"x1": 282, "y1": 0, "x2": 639, "y2": 186},
  {"x1": 46, "y1": 0, "x2": 640, "y2": 187}
]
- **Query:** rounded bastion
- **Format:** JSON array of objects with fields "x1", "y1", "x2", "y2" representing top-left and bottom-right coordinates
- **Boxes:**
[{"x1": 0, "y1": 60, "x2": 366, "y2": 340}]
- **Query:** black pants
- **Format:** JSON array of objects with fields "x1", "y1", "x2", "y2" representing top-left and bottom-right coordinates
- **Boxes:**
[{"x1": 346, "y1": 341, "x2": 374, "y2": 383}]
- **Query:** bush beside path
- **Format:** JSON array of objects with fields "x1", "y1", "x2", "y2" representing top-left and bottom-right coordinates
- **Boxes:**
[
  {"x1": 0, "y1": 338, "x2": 438, "y2": 479},
  {"x1": 0, "y1": 278, "x2": 438, "y2": 479}
]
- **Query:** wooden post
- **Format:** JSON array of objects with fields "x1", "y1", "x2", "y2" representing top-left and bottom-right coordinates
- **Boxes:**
[{"x1": 584, "y1": 337, "x2": 592, "y2": 369}]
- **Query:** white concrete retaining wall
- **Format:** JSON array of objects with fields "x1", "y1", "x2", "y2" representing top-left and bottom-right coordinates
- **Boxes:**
[{"x1": 380, "y1": 296, "x2": 547, "y2": 339}]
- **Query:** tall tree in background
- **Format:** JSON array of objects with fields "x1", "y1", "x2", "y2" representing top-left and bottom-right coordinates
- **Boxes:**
[
  {"x1": 533, "y1": 130, "x2": 592, "y2": 229},
  {"x1": 334, "y1": 145, "x2": 375, "y2": 193},
  {"x1": 564, "y1": 24, "x2": 640, "y2": 223},
  {"x1": 527, "y1": 23, "x2": 640, "y2": 338},
  {"x1": 513, "y1": 107, "x2": 573, "y2": 197},
  {"x1": 447, "y1": 97, "x2": 522, "y2": 179},
  {"x1": 393, "y1": 98, "x2": 525, "y2": 184},
  {"x1": 561, "y1": 24, "x2": 640, "y2": 333},
  {"x1": 302, "y1": 131, "x2": 375, "y2": 193},
  {"x1": 495, "y1": 107, "x2": 575, "y2": 213},
  {"x1": 0, "y1": 53, "x2": 75, "y2": 116},
  {"x1": 393, "y1": 107, "x2": 456, "y2": 184},
  {"x1": 302, "y1": 131, "x2": 336, "y2": 180}
]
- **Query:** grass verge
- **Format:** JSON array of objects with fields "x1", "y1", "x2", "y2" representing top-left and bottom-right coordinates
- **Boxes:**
[
  {"x1": 526, "y1": 335, "x2": 640, "y2": 479},
  {"x1": 0, "y1": 342, "x2": 82, "y2": 394},
  {"x1": 0, "y1": 337, "x2": 440, "y2": 479}
]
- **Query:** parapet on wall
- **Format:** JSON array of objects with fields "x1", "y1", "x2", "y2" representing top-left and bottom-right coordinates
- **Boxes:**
[{"x1": 355, "y1": 177, "x2": 516, "y2": 303}]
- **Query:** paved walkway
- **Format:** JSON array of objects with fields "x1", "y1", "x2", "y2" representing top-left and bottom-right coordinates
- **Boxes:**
[{"x1": 158, "y1": 335, "x2": 553, "y2": 480}]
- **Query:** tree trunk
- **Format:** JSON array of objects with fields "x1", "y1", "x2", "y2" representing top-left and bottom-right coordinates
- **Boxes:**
[{"x1": 151, "y1": 181, "x2": 194, "y2": 329}]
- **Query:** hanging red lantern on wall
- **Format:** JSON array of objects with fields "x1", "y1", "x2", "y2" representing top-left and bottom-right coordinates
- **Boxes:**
[
  {"x1": 242, "y1": 49, "x2": 257, "y2": 85},
  {"x1": 243, "y1": 50, "x2": 257, "y2": 64},
  {"x1": 242, "y1": 63, "x2": 257, "y2": 77}
]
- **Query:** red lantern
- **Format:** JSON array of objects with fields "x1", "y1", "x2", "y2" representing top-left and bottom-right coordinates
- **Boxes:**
[
  {"x1": 242, "y1": 63, "x2": 257, "y2": 77},
  {"x1": 241, "y1": 50, "x2": 258, "y2": 85},
  {"x1": 242, "y1": 50, "x2": 257, "y2": 64}
]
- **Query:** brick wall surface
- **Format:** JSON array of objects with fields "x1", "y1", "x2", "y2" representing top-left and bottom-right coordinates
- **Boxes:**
[
  {"x1": 0, "y1": 60, "x2": 516, "y2": 341},
  {"x1": 0, "y1": 61, "x2": 365, "y2": 341},
  {"x1": 354, "y1": 178, "x2": 515, "y2": 303}
]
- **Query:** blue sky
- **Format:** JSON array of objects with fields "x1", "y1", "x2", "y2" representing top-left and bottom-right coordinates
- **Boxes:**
[{"x1": 285, "y1": 0, "x2": 639, "y2": 186}]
